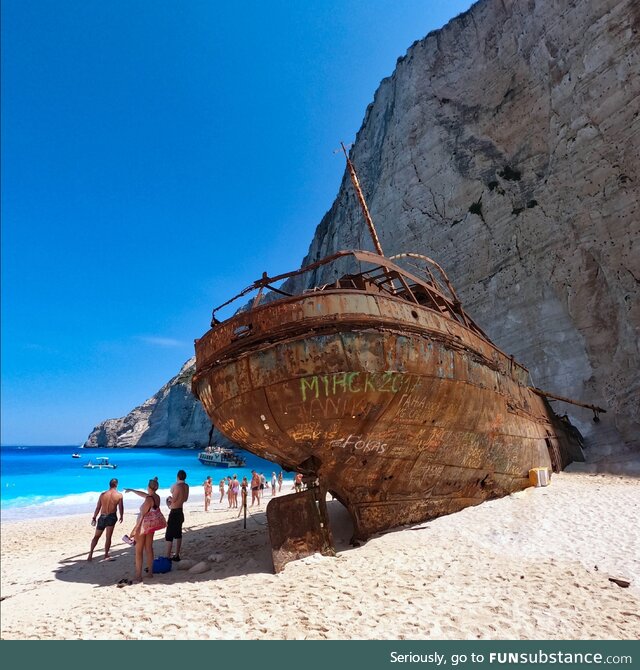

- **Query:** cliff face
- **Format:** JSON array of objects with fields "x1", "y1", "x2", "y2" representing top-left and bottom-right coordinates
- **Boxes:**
[
  {"x1": 84, "y1": 358, "x2": 212, "y2": 448},
  {"x1": 86, "y1": 0, "x2": 639, "y2": 458},
  {"x1": 296, "y1": 0, "x2": 639, "y2": 456}
]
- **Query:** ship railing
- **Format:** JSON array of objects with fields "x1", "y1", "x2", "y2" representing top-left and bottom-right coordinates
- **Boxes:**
[{"x1": 210, "y1": 249, "x2": 488, "y2": 338}]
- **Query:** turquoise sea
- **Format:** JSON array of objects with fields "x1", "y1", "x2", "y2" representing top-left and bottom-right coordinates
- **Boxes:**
[{"x1": 0, "y1": 445, "x2": 281, "y2": 521}]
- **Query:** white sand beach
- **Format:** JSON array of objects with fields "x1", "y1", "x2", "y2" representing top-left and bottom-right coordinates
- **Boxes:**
[{"x1": 1, "y1": 471, "x2": 639, "y2": 640}]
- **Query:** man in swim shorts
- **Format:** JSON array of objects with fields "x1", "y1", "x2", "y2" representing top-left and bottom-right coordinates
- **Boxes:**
[
  {"x1": 250, "y1": 470, "x2": 261, "y2": 507},
  {"x1": 165, "y1": 469, "x2": 189, "y2": 561},
  {"x1": 88, "y1": 478, "x2": 124, "y2": 561}
]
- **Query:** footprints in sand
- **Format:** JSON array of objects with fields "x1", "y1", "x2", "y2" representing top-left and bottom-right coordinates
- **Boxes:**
[{"x1": 2, "y1": 475, "x2": 639, "y2": 640}]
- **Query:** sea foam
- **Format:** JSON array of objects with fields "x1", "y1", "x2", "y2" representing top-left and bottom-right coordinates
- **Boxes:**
[{"x1": 1, "y1": 488, "x2": 174, "y2": 522}]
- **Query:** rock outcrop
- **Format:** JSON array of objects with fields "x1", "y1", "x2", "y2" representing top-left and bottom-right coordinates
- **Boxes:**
[
  {"x1": 86, "y1": 0, "x2": 639, "y2": 461},
  {"x1": 84, "y1": 358, "x2": 212, "y2": 448}
]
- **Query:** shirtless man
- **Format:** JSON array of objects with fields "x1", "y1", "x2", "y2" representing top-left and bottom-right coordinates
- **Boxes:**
[
  {"x1": 250, "y1": 470, "x2": 261, "y2": 507},
  {"x1": 165, "y1": 470, "x2": 189, "y2": 561},
  {"x1": 203, "y1": 476, "x2": 213, "y2": 512},
  {"x1": 88, "y1": 478, "x2": 123, "y2": 561}
]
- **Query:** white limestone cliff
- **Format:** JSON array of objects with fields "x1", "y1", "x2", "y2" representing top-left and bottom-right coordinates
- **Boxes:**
[
  {"x1": 84, "y1": 358, "x2": 212, "y2": 448},
  {"x1": 85, "y1": 0, "x2": 639, "y2": 462}
]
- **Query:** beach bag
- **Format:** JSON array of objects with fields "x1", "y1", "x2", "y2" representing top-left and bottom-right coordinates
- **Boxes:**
[
  {"x1": 142, "y1": 506, "x2": 166, "y2": 534},
  {"x1": 153, "y1": 556, "x2": 172, "y2": 573}
]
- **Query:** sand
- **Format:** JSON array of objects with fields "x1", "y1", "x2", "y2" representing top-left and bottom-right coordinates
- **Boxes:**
[{"x1": 1, "y1": 471, "x2": 639, "y2": 640}]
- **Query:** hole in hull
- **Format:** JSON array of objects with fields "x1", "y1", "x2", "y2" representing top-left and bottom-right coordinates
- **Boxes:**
[{"x1": 327, "y1": 492, "x2": 356, "y2": 551}]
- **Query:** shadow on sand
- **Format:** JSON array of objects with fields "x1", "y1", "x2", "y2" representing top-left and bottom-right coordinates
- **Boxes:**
[{"x1": 53, "y1": 498, "x2": 356, "y2": 589}]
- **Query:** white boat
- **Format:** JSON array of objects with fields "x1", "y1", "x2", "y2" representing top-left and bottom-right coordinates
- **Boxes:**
[
  {"x1": 83, "y1": 456, "x2": 117, "y2": 469},
  {"x1": 71, "y1": 453, "x2": 81, "y2": 458},
  {"x1": 197, "y1": 447, "x2": 245, "y2": 468}
]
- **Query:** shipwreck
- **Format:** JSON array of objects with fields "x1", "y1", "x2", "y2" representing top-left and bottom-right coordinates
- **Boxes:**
[{"x1": 192, "y1": 145, "x2": 604, "y2": 571}]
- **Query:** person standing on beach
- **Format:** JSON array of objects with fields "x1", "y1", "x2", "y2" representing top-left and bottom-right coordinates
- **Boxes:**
[
  {"x1": 165, "y1": 470, "x2": 189, "y2": 562},
  {"x1": 294, "y1": 472, "x2": 303, "y2": 493},
  {"x1": 271, "y1": 472, "x2": 277, "y2": 496},
  {"x1": 231, "y1": 474, "x2": 240, "y2": 508},
  {"x1": 238, "y1": 476, "x2": 249, "y2": 517},
  {"x1": 88, "y1": 478, "x2": 124, "y2": 561},
  {"x1": 250, "y1": 470, "x2": 261, "y2": 506},
  {"x1": 203, "y1": 476, "x2": 213, "y2": 512},
  {"x1": 219, "y1": 478, "x2": 225, "y2": 504},
  {"x1": 124, "y1": 477, "x2": 163, "y2": 582},
  {"x1": 227, "y1": 476, "x2": 233, "y2": 508},
  {"x1": 278, "y1": 471, "x2": 283, "y2": 493}
]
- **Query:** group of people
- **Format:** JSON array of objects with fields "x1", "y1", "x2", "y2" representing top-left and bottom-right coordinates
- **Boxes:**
[
  {"x1": 202, "y1": 470, "x2": 284, "y2": 511},
  {"x1": 202, "y1": 473, "x2": 243, "y2": 510},
  {"x1": 88, "y1": 467, "x2": 307, "y2": 581},
  {"x1": 87, "y1": 470, "x2": 189, "y2": 582}
]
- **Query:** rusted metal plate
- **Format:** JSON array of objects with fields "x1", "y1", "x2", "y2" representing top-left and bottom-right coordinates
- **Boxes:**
[{"x1": 266, "y1": 487, "x2": 335, "y2": 573}]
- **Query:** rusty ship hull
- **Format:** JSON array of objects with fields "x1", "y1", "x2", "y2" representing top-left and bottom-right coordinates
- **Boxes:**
[{"x1": 192, "y1": 251, "x2": 584, "y2": 541}]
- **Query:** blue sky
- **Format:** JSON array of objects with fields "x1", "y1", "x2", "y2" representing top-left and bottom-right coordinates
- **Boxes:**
[{"x1": 1, "y1": 0, "x2": 474, "y2": 445}]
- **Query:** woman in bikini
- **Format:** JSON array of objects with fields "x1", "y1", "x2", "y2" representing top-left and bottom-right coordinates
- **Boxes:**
[
  {"x1": 203, "y1": 476, "x2": 213, "y2": 512},
  {"x1": 226, "y1": 476, "x2": 233, "y2": 508},
  {"x1": 219, "y1": 478, "x2": 225, "y2": 504},
  {"x1": 231, "y1": 475, "x2": 240, "y2": 509},
  {"x1": 124, "y1": 477, "x2": 162, "y2": 582}
]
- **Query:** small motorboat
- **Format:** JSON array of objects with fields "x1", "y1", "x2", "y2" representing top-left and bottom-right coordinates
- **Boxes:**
[
  {"x1": 83, "y1": 456, "x2": 117, "y2": 469},
  {"x1": 71, "y1": 453, "x2": 81, "y2": 458}
]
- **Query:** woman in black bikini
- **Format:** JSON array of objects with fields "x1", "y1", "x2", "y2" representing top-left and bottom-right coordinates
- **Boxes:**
[{"x1": 125, "y1": 478, "x2": 162, "y2": 582}]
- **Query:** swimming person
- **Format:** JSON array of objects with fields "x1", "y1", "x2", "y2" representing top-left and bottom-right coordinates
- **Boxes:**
[{"x1": 88, "y1": 478, "x2": 123, "y2": 561}]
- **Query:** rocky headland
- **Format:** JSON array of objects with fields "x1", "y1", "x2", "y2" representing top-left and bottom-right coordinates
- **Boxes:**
[{"x1": 84, "y1": 358, "x2": 213, "y2": 449}]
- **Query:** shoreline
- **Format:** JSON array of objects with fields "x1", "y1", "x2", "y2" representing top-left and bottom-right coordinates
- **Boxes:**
[
  {"x1": 1, "y1": 471, "x2": 639, "y2": 640},
  {"x1": 0, "y1": 479, "x2": 297, "y2": 523}
]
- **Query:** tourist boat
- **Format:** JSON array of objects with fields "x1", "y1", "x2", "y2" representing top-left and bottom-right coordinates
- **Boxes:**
[
  {"x1": 71, "y1": 453, "x2": 81, "y2": 458},
  {"x1": 197, "y1": 447, "x2": 246, "y2": 469},
  {"x1": 191, "y1": 146, "x2": 604, "y2": 565},
  {"x1": 83, "y1": 456, "x2": 117, "y2": 469}
]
